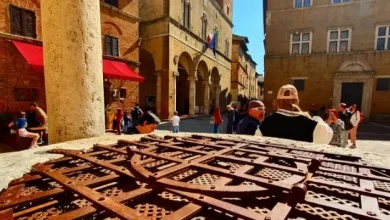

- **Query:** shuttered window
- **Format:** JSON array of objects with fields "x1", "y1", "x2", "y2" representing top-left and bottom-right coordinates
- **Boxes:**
[
  {"x1": 10, "y1": 5, "x2": 37, "y2": 38},
  {"x1": 104, "y1": 35, "x2": 119, "y2": 57}
]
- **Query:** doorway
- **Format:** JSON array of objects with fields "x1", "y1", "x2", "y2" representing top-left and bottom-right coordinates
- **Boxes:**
[{"x1": 341, "y1": 82, "x2": 363, "y2": 110}]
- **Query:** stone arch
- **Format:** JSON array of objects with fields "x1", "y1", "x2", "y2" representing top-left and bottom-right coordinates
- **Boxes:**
[
  {"x1": 178, "y1": 51, "x2": 194, "y2": 76},
  {"x1": 196, "y1": 60, "x2": 209, "y2": 80},
  {"x1": 176, "y1": 52, "x2": 193, "y2": 115},
  {"x1": 337, "y1": 59, "x2": 372, "y2": 72},
  {"x1": 102, "y1": 21, "x2": 123, "y2": 36},
  {"x1": 209, "y1": 67, "x2": 221, "y2": 111},
  {"x1": 139, "y1": 48, "x2": 157, "y2": 113},
  {"x1": 210, "y1": 67, "x2": 220, "y2": 85}
]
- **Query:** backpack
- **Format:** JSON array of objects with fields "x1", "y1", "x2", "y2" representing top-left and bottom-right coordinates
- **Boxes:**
[
  {"x1": 359, "y1": 112, "x2": 364, "y2": 124},
  {"x1": 131, "y1": 108, "x2": 141, "y2": 120}
]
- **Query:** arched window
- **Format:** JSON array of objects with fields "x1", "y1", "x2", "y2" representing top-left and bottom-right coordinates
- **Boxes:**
[
  {"x1": 186, "y1": 3, "x2": 191, "y2": 29},
  {"x1": 182, "y1": 1, "x2": 191, "y2": 29},
  {"x1": 182, "y1": 0, "x2": 187, "y2": 27},
  {"x1": 201, "y1": 13, "x2": 208, "y2": 40}
]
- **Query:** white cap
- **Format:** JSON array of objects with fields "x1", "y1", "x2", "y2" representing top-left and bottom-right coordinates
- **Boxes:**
[{"x1": 277, "y1": 84, "x2": 299, "y2": 100}]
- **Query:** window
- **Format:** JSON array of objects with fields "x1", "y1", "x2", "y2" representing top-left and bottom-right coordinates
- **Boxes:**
[
  {"x1": 182, "y1": 0, "x2": 191, "y2": 29},
  {"x1": 294, "y1": 0, "x2": 311, "y2": 8},
  {"x1": 328, "y1": 29, "x2": 351, "y2": 53},
  {"x1": 293, "y1": 79, "x2": 305, "y2": 91},
  {"x1": 104, "y1": 35, "x2": 119, "y2": 57},
  {"x1": 120, "y1": 88, "x2": 127, "y2": 98},
  {"x1": 201, "y1": 14, "x2": 208, "y2": 40},
  {"x1": 227, "y1": 6, "x2": 230, "y2": 15},
  {"x1": 376, "y1": 26, "x2": 390, "y2": 51},
  {"x1": 225, "y1": 38, "x2": 229, "y2": 56},
  {"x1": 332, "y1": 0, "x2": 350, "y2": 4},
  {"x1": 10, "y1": 5, "x2": 36, "y2": 38},
  {"x1": 104, "y1": 0, "x2": 118, "y2": 7},
  {"x1": 290, "y1": 32, "x2": 311, "y2": 54},
  {"x1": 376, "y1": 78, "x2": 390, "y2": 91}
]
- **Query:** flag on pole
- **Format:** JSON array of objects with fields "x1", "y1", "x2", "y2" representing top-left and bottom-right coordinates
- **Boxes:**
[{"x1": 206, "y1": 30, "x2": 219, "y2": 56}]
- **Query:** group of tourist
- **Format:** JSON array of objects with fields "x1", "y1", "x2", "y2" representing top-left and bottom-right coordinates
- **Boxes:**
[
  {"x1": 8, "y1": 86, "x2": 362, "y2": 150},
  {"x1": 8, "y1": 103, "x2": 48, "y2": 149},
  {"x1": 113, "y1": 103, "x2": 161, "y2": 135},
  {"x1": 209, "y1": 84, "x2": 362, "y2": 148}
]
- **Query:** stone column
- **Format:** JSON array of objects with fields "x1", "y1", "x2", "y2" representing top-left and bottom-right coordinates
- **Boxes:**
[
  {"x1": 155, "y1": 72, "x2": 162, "y2": 117},
  {"x1": 41, "y1": 0, "x2": 104, "y2": 144},
  {"x1": 203, "y1": 80, "x2": 210, "y2": 116},
  {"x1": 215, "y1": 85, "x2": 221, "y2": 108},
  {"x1": 172, "y1": 71, "x2": 179, "y2": 112},
  {"x1": 188, "y1": 76, "x2": 197, "y2": 116}
]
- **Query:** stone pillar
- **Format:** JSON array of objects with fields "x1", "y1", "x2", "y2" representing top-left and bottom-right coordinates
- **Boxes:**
[
  {"x1": 41, "y1": 0, "x2": 104, "y2": 144},
  {"x1": 188, "y1": 76, "x2": 197, "y2": 116},
  {"x1": 203, "y1": 80, "x2": 210, "y2": 116},
  {"x1": 155, "y1": 72, "x2": 162, "y2": 117},
  {"x1": 172, "y1": 71, "x2": 179, "y2": 112},
  {"x1": 215, "y1": 85, "x2": 221, "y2": 108}
]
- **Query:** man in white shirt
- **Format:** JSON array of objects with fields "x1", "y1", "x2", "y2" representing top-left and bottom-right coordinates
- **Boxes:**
[{"x1": 170, "y1": 111, "x2": 180, "y2": 133}]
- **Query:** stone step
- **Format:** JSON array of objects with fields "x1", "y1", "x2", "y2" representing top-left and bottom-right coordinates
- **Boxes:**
[{"x1": 370, "y1": 114, "x2": 390, "y2": 123}]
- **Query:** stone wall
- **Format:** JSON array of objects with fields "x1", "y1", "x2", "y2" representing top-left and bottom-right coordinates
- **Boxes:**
[
  {"x1": 264, "y1": 0, "x2": 390, "y2": 116},
  {"x1": 0, "y1": 0, "x2": 142, "y2": 126}
]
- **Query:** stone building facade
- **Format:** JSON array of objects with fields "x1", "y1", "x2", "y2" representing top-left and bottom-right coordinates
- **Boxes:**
[
  {"x1": 139, "y1": 0, "x2": 233, "y2": 119},
  {"x1": 231, "y1": 34, "x2": 258, "y2": 104},
  {"x1": 263, "y1": 0, "x2": 390, "y2": 119},
  {"x1": 0, "y1": 0, "x2": 142, "y2": 130}
]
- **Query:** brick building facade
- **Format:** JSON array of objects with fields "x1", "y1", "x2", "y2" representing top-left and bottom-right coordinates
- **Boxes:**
[
  {"x1": 231, "y1": 34, "x2": 258, "y2": 104},
  {"x1": 139, "y1": 0, "x2": 233, "y2": 119},
  {"x1": 0, "y1": 0, "x2": 142, "y2": 130},
  {"x1": 263, "y1": 0, "x2": 390, "y2": 120}
]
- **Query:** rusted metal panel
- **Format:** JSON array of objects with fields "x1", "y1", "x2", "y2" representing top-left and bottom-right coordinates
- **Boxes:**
[{"x1": 1, "y1": 134, "x2": 390, "y2": 219}]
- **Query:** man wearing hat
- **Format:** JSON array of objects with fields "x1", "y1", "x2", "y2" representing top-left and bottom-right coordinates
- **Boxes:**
[{"x1": 260, "y1": 84, "x2": 333, "y2": 144}]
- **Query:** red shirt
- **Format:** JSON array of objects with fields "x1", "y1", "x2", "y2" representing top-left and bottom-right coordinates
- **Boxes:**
[{"x1": 213, "y1": 111, "x2": 222, "y2": 125}]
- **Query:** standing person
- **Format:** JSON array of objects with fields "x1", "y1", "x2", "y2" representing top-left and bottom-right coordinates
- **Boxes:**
[
  {"x1": 131, "y1": 103, "x2": 143, "y2": 127},
  {"x1": 338, "y1": 103, "x2": 353, "y2": 148},
  {"x1": 260, "y1": 84, "x2": 333, "y2": 144},
  {"x1": 123, "y1": 111, "x2": 131, "y2": 134},
  {"x1": 212, "y1": 107, "x2": 223, "y2": 134},
  {"x1": 232, "y1": 104, "x2": 240, "y2": 132},
  {"x1": 29, "y1": 102, "x2": 48, "y2": 144},
  {"x1": 114, "y1": 109, "x2": 123, "y2": 135},
  {"x1": 170, "y1": 111, "x2": 180, "y2": 133},
  {"x1": 226, "y1": 105, "x2": 235, "y2": 134},
  {"x1": 349, "y1": 104, "x2": 361, "y2": 149},
  {"x1": 126, "y1": 111, "x2": 161, "y2": 134},
  {"x1": 236, "y1": 100, "x2": 266, "y2": 136},
  {"x1": 8, "y1": 112, "x2": 40, "y2": 149},
  {"x1": 326, "y1": 109, "x2": 345, "y2": 147}
]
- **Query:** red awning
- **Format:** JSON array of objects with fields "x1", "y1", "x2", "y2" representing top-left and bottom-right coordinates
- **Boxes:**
[
  {"x1": 12, "y1": 41, "x2": 144, "y2": 82},
  {"x1": 103, "y1": 59, "x2": 144, "y2": 82},
  {"x1": 12, "y1": 41, "x2": 44, "y2": 73}
]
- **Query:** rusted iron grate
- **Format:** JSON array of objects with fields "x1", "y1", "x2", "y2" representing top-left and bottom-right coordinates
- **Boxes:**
[{"x1": 1, "y1": 134, "x2": 390, "y2": 220}]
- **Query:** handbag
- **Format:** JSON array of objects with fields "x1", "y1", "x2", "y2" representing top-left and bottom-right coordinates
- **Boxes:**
[{"x1": 209, "y1": 116, "x2": 215, "y2": 124}]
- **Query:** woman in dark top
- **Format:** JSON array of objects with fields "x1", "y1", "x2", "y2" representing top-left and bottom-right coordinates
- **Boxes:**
[{"x1": 226, "y1": 105, "x2": 235, "y2": 134}]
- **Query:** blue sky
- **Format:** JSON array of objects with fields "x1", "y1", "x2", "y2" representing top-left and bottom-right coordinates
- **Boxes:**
[{"x1": 233, "y1": 0, "x2": 264, "y2": 74}]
